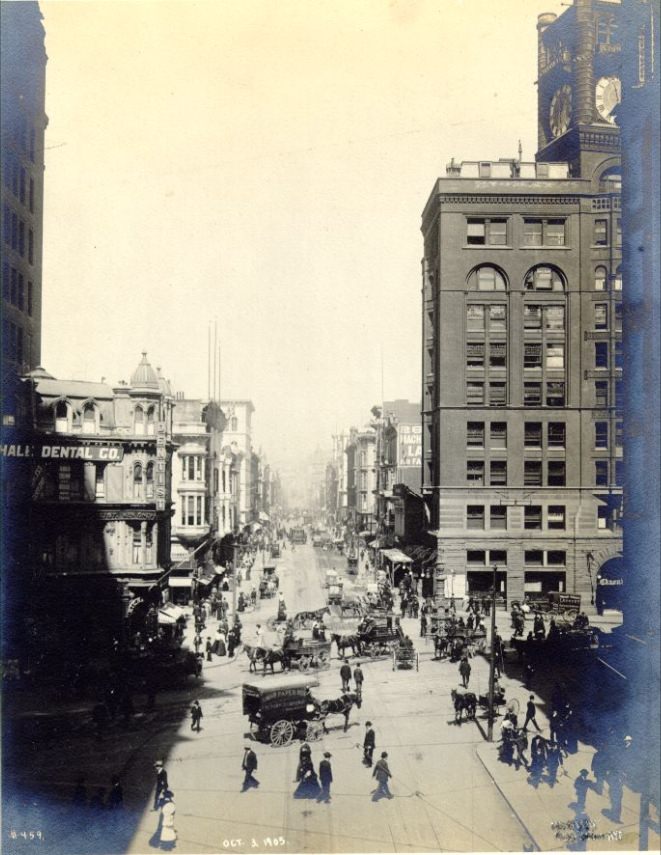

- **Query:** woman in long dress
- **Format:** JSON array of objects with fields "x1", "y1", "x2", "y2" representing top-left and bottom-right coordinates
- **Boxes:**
[{"x1": 159, "y1": 791, "x2": 177, "y2": 851}]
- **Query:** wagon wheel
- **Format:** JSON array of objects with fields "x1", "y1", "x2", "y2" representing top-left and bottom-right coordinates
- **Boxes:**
[
  {"x1": 305, "y1": 720, "x2": 323, "y2": 742},
  {"x1": 317, "y1": 651, "x2": 329, "y2": 668},
  {"x1": 298, "y1": 656, "x2": 312, "y2": 672},
  {"x1": 270, "y1": 719, "x2": 294, "y2": 747}
]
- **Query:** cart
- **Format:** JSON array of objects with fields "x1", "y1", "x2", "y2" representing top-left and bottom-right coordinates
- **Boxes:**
[
  {"x1": 284, "y1": 631, "x2": 332, "y2": 672},
  {"x1": 270, "y1": 544, "x2": 281, "y2": 559},
  {"x1": 242, "y1": 677, "x2": 325, "y2": 746},
  {"x1": 358, "y1": 614, "x2": 403, "y2": 657},
  {"x1": 260, "y1": 564, "x2": 279, "y2": 598},
  {"x1": 327, "y1": 583, "x2": 343, "y2": 606},
  {"x1": 325, "y1": 569, "x2": 339, "y2": 589},
  {"x1": 392, "y1": 640, "x2": 419, "y2": 671}
]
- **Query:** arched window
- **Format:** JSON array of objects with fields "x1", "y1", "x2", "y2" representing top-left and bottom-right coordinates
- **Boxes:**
[
  {"x1": 133, "y1": 462, "x2": 143, "y2": 499},
  {"x1": 146, "y1": 407, "x2": 155, "y2": 436},
  {"x1": 468, "y1": 265, "x2": 507, "y2": 291},
  {"x1": 599, "y1": 167, "x2": 621, "y2": 194},
  {"x1": 134, "y1": 406, "x2": 145, "y2": 435},
  {"x1": 82, "y1": 402, "x2": 97, "y2": 434},
  {"x1": 524, "y1": 265, "x2": 565, "y2": 292},
  {"x1": 595, "y1": 266, "x2": 608, "y2": 291},
  {"x1": 55, "y1": 400, "x2": 70, "y2": 433},
  {"x1": 145, "y1": 462, "x2": 155, "y2": 499}
]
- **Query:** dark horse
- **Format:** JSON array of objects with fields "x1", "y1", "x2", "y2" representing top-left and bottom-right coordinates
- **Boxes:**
[
  {"x1": 319, "y1": 692, "x2": 361, "y2": 733},
  {"x1": 331, "y1": 633, "x2": 362, "y2": 658},
  {"x1": 451, "y1": 688, "x2": 477, "y2": 723},
  {"x1": 247, "y1": 646, "x2": 289, "y2": 674}
]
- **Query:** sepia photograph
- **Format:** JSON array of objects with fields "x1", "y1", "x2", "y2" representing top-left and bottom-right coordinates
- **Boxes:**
[{"x1": 1, "y1": 0, "x2": 659, "y2": 853}]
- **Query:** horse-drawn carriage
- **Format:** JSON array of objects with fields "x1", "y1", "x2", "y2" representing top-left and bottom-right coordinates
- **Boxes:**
[
  {"x1": 242, "y1": 677, "x2": 359, "y2": 746},
  {"x1": 392, "y1": 638, "x2": 419, "y2": 671},
  {"x1": 327, "y1": 582, "x2": 343, "y2": 606},
  {"x1": 259, "y1": 564, "x2": 279, "y2": 599},
  {"x1": 357, "y1": 613, "x2": 403, "y2": 657},
  {"x1": 292, "y1": 607, "x2": 330, "y2": 630},
  {"x1": 428, "y1": 615, "x2": 487, "y2": 660},
  {"x1": 270, "y1": 543, "x2": 281, "y2": 559},
  {"x1": 245, "y1": 627, "x2": 331, "y2": 674}
]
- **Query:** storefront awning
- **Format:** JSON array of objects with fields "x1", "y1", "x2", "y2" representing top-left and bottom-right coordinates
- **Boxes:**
[
  {"x1": 380, "y1": 548, "x2": 412, "y2": 564},
  {"x1": 161, "y1": 603, "x2": 187, "y2": 620},
  {"x1": 169, "y1": 577, "x2": 192, "y2": 588},
  {"x1": 158, "y1": 610, "x2": 177, "y2": 625}
]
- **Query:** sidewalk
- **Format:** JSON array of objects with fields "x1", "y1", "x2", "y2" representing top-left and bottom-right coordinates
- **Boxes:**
[{"x1": 475, "y1": 735, "x2": 657, "y2": 851}]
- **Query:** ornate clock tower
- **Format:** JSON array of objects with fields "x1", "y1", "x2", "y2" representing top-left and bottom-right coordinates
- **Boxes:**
[{"x1": 536, "y1": 0, "x2": 623, "y2": 179}]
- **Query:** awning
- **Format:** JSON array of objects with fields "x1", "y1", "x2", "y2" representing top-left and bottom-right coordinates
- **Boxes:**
[
  {"x1": 169, "y1": 577, "x2": 192, "y2": 588},
  {"x1": 358, "y1": 530, "x2": 372, "y2": 537},
  {"x1": 259, "y1": 511, "x2": 270, "y2": 522},
  {"x1": 158, "y1": 610, "x2": 177, "y2": 625},
  {"x1": 161, "y1": 604, "x2": 186, "y2": 620},
  {"x1": 380, "y1": 548, "x2": 413, "y2": 564}
]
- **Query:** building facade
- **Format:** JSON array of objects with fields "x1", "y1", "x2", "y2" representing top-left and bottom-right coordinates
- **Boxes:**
[
  {"x1": 219, "y1": 400, "x2": 255, "y2": 527},
  {"x1": 421, "y1": 0, "x2": 623, "y2": 607},
  {"x1": 1, "y1": 1, "x2": 47, "y2": 381}
]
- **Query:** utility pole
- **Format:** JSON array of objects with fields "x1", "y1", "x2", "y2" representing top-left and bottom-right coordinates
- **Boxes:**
[
  {"x1": 232, "y1": 540, "x2": 239, "y2": 619},
  {"x1": 487, "y1": 563, "x2": 498, "y2": 742}
]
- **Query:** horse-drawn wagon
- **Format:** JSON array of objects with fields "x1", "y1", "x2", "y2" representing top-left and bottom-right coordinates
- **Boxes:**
[
  {"x1": 259, "y1": 564, "x2": 279, "y2": 599},
  {"x1": 392, "y1": 638, "x2": 419, "y2": 671}
]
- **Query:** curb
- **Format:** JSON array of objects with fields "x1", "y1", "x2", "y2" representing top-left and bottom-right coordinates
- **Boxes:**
[{"x1": 474, "y1": 743, "x2": 541, "y2": 852}]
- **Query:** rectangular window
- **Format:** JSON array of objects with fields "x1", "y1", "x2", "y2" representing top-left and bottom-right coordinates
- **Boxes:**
[
  {"x1": 186, "y1": 496, "x2": 195, "y2": 526},
  {"x1": 466, "y1": 218, "x2": 508, "y2": 246},
  {"x1": 524, "y1": 344, "x2": 542, "y2": 369},
  {"x1": 17, "y1": 274, "x2": 24, "y2": 311},
  {"x1": 479, "y1": 162, "x2": 491, "y2": 178},
  {"x1": 467, "y1": 550, "x2": 486, "y2": 565},
  {"x1": 27, "y1": 281, "x2": 33, "y2": 316},
  {"x1": 525, "y1": 506, "x2": 542, "y2": 530},
  {"x1": 524, "y1": 382, "x2": 542, "y2": 406},
  {"x1": 548, "y1": 422, "x2": 566, "y2": 447},
  {"x1": 523, "y1": 219, "x2": 543, "y2": 246},
  {"x1": 595, "y1": 460, "x2": 609, "y2": 486},
  {"x1": 595, "y1": 342, "x2": 608, "y2": 368},
  {"x1": 524, "y1": 461, "x2": 543, "y2": 486},
  {"x1": 614, "y1": 302, "x2": 622, "y2": 331},
  {"x1": 466, "y1": 343, "x2": 485, "y2": 367},
  {"x1": 467, "y1": 461, "x2": 485, "y2": 485},
  {"x1": 466, "y1": 305, "x2": 485, "y2": 331},
  {"x1": 29, "y1": 178, "x2": 34, "y2": 213},
  {"x1": 615, "y1": 460, "x2": 623, "y2": 486},
  {"x1": 132, "y1": 531, "x2": 142, "y2": 563},
  {"x1": 595, "y1": 304, "x2": 608, "y2": 330},
  {"x1": 467, "y1": 505, "x2": 485, "y2": 529},
  {"x1": 615, "y1": 420, "x2": 623, "y2": 448},
  {"x1": 490, "y1": 460, "x2": 507, "y2": 486},
  {"x1": 595, "y1": 381, "x2": 609, "y2": 407},
  {"x1": 615, "y1": 380, "x2": 623, "y2": 412},
  {"x1": 28, "y1": 229, "x2": 34, "y2": 264},
  {"x1": 594, "y1": 219, "x2": 608, "y2": 246},
  {"x1": 615, "y1": 218, "x2": 622, "y2": 247},
  {"x1": 18, "y1": 220, "x2": 25, "y2": 256},
  {"x1": 490, "y1": 505, "x2": 507, "y2": 530},
  {"x1": 467, "y1": 382, "x2": 485, "y2": 405},
  {"x1": 546, "y1": 381, "x2": 565, "y2": 406},
  {"x1": 196, "y1": 496, "x2": 203, "y2": 525},
  {"x1": 95, "y1": 467, "x2": 105, "y2": 499},
  {"x1": 547, "y1": 506, "x2": 566, "y2": 529},
  {"x1": 467, "y1": 421, "x2": 484, "y2": 447},
  {"x1": 597, "y1": 507, "x2": 609, "y2": 530},
  {"x1": 488, "y1": 305, "x2": 506, "y2": 331},
  {"x1": 524, "y1": 550, "x2": 544, "y2": 566},
  {"x1": 547, "y1": 550, "x2": 566, "y2": 565},
  {"x1": 546, "y1": 343, "x2": 565, "y2": 370},
  {"x1": 524, "y1": 422, "x2": 542, "y2": 447},
  {"x1": 545, "y1": 219, "x2": 566, "y2": 246},
  {"x1": 524, "y1": 343, "x2": 542, "y2": 369},
  {"x1": 595, "y1": 421, "x2": 609, "y2": 449},
  {"x1": 524, "y1": 305, "x2": 541, "y2": 329},
  {"x1": 614, "y1": 339, "x2": 623, "y2": 369},
  {"x1": 489, "y1": 342, "x2": 506, "y2": 368},
  {"x1": 490, "y1": 549, "x2": 507, "y2": 564},
  {"x1": 19, "y1": 168, "x2": 26, "y2": 204},
  {"x1": 544, "y1": 305, "x2": 565, "y2": 331},
  {"x1": 547, "y1": 460, "x2": 566, "y2": 486},
  {"x1": 490, "y1": 422, "x2": 507, "y2": 448},
  {"x1": 488, "y1": 381, "x2": 506, "y2": 406}
]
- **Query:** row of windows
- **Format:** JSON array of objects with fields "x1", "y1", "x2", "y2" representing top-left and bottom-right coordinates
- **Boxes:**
[
  {"x1": 594, "y1": 302, "x2": 622, "y2": 330},
  {"x1": 465, "y1": 549, "x2": 567, "y2": 566},
  {"x1": 466, "y1": 453, "x2": 622, "y2": 487},
  {"x1": 181, "y1": 495, "x2": 205, "y2": 526},
  {"x1": 466, "y1": 504, "x2": 567, "y2": 530},
  {"x1": 54, "y1": 401, "x2": 101, "y2": 433},
  {"x1": 465, "y1": 341, "x2": 621, "y2": 375},
  {"x1": 595, "y1": 420, "x2": 623, "y2": 449},
  {"x1": 467, "y1": 421, "x2": 567, "y2": 449},
  {"x1": 2, "y1": 152, "x2": 35, "y2": 212},
  {"x1": 2, "y1": 263, "x2": 33, "y2": 314},
  {"x1": 133, "y1": 462, "x2": 156, "y2": 500},
  {"x1": 596, "y1": 459, "x2": 623, "y2": 487},
  {"x1": 2, "y1": 205, "x2": 35, "y2": 263},
  {"x1": 2, "y1": 319, "x2": 25, "y2": 363},
  {"x1": 462, "y1": 264, "x2": 622, "y2": 293},
  {"x1": 465, "y1": 219, "x2": 621, "y2": 249},
  {"x1": 465, "y1": 380, "x2": 566, "y2": 407},
  {"x1": 466, "y1": 303, "x2": 567, "y2": 331},
  {"x1": 181, "y1": 455, "x2": 205, "y2": 481}
]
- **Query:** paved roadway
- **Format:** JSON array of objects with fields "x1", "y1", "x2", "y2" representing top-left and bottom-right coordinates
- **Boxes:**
[{"x1": 121, "y1": 542, "x2": 532, "y2": 854}]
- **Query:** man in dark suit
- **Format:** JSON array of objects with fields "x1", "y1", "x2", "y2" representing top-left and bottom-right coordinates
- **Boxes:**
[
  {"x1": 241, "y1": 745, "x2": 259, "y2": 791},
  {"x1": 340, "y1": 659, "x2": 352, "y2": 692},
  {"x1": 317, "y1": 752, "x2": 333, "y2": 803},
  {"x1": 363, "y1": 721, "x2": 375, "y2": 767},
  {"x1": 153, "y1": 761, "x2": 168, "y2": 810}
]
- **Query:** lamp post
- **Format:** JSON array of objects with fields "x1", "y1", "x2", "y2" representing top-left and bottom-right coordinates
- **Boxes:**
[
  {"x1": 232, "y1": 540, "x2": 240, "y2": 619},
  {"x1": 487, "y1": 564, "x2": 498, "y2": 742}
]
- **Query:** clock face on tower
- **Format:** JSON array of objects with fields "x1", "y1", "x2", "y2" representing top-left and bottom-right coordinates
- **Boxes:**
[
  {"x1": 595, "y1": 76, "x2": 622, "y2": 124},
  {"x1": 549, "y1": 85, "x2": 572, "y2": 138}
]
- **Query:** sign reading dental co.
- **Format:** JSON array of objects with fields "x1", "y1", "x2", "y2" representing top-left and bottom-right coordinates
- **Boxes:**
[{"x1": 0, "y1": 443, "x2": 124, "y2": 462}]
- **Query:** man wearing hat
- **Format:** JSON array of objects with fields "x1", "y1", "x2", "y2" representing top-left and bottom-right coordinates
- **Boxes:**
[
  {"x1": 363, "y1": 721, "x2": 376, "y2": 767},
  {"x1": 318, "y1": 752, "x2": 333, "y2": 803},
  {"x1": 241, "y1": 744, "x2": 259, "y2": 791},
  {"x1": 372, "y1": 752, "x2": 393, "y2": 800},
  {"x1": 153, "y1": 761, "x2": 168, "y2": 810}
]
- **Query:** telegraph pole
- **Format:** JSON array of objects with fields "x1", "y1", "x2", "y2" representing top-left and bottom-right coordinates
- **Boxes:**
[{"x1": 487, "y1": 563, "x2": 498, "y2": 742}]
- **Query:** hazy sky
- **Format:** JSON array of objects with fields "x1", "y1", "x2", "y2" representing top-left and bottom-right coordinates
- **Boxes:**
[{"x1": 40, "y1": 0, "x2": 565, "y2": 467}]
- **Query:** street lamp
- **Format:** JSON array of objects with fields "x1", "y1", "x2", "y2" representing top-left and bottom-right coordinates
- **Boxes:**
[
  {"x1": 487, "y1": 563, "x2": 498, "y2": 742},
  {"x1": 586, "y1": 551, "x2": 595, "y2": 605}
]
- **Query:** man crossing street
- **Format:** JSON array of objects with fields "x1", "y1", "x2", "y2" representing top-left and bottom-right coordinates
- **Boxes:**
[
  {"x1": 317, "y1": 752, "x2": 333, "y2": 803},
  {"x1": 523, "y1": 695, "x2": 542, "y2": 732},
  {"x1": 363, "y1": 721, "x2": 375, "y2": 767},
  {"x1": 340, "y1": 658, "x2": 352, "y2": 692}
]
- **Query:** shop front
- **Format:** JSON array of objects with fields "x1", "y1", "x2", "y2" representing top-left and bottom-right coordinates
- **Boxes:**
[
  {"x1": 523, "y1": 570, "x2": 566, "y2": 595},
  {"x1": 466, "y1": 570, "x2": 508, "y2": 608}
]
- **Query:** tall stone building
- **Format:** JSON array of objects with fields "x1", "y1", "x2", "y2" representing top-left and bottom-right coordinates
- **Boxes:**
[
  {"x1": 421, "y1": 0, "x2": 623, "y2": 608},
  {"x1": 1, "y1": 1, "x2": 47, "y2": 383}
]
